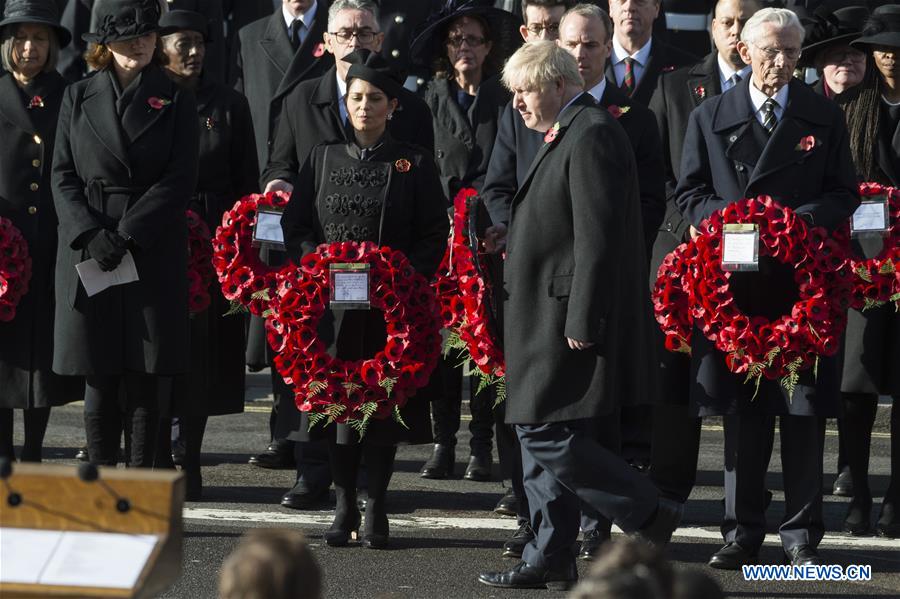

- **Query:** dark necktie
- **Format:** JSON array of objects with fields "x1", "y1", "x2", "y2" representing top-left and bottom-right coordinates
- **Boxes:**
[
  {"x1": 761, "y1": 98, "x2": 778, "y2": 134},
  {"x1": 289, "y1": 19, "x2": 304, "y2": 51},
  {"x1": 621, "y1": 57, "x2": 636, "y2": 96},
  {"x1": 728, "y1": 73, "x2": 742, "y2": 90}
]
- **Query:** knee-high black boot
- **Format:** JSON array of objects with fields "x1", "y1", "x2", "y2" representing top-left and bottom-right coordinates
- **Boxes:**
[
  {"x1": 182, "y1": 413, "x2": 207, "y2": 501},
  {"x1": 842, "y1": 392, "x2": 878, "y2": 535},
  {"x1": 0, "y1": 409, "x2": 14, "y2": 460},
  {"x1": 325, "y1": 441, "x2": 362, "y2": 546},
  {"x1": 124, "y1": 374, "x2": 158, "y2": 469},
  {"x1": 877, "y1": 400, "x2": 899, "y2": 537},
  {"x1": 20, "y1": 408, "x2": 51, "y2": 462},
  {"x1": 362, "y1": 444, "x2": 396, "y2": 549},
  {"x1": 84, "y1": 377, "x2": 122, "y2": 466},
  {"x1": 154, "y1": 416, "x2": 175, "y2": 469}
]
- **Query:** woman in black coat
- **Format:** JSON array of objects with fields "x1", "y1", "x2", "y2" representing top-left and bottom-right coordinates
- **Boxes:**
[
  {"x1": 0, "y1": 0, "x2": 81, "y2": 462},
  {"x1": 281, "y1": 49, "x2": 447, "y2": 549},
  {"x1": 155, "y1": 9, "x2": 257, "y2": 498},
  {"x1": 51, "y1": 0, "x2": 199, "y2": 468}
]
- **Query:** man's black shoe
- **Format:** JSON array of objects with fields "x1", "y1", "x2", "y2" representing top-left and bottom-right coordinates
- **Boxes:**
[
  {"x1": 478, "y1": 561, "x2": 577, "y2": 590},
  {"x1": 708, "y1": 542, "x2": 758, "y2": 570},
  {"x1": 463, "y1": 453, "x2": 492, "y2": 481},
  {"x1": 420, "y1": 444, "x2": 454, "y2": 479},
  {"x1": 636, "y1": 498, "x2": 683, "y2": 547},
  {"x1": 832, "y1": 467, "x2": 854, "y2": 497},
  {"x1": 494, "y1": 489, "x2": 518, "y2": 517},
  {"x1": 578, "y1": 528, "x2": 610, "y2": 560},
  {"x1": 75, "y1": 446, "x2": 89, "y2": 462},
  {"x1": 502, "y1": 521, "x2": 534, "y2": 558},
  {"x1": 280, "y1": 479, "x2": 329, "y2": 510},
  {"x1": 876, "y1": 501, "x2": 899, "y2": 538},
  {"x1": 783, "y1": 545, "x2": 823, "y2": 566},
  {"x1": 249, "y1": 441, "x2": 295, "y2": 470}
]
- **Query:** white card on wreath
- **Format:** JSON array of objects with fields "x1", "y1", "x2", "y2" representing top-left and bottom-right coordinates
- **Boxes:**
[
  {"x1": 851, "y1": 200, "x2": 888, "y2": 234},
  {"x1": 721, "y1": 224, "x2": 759, "y2": 271}
]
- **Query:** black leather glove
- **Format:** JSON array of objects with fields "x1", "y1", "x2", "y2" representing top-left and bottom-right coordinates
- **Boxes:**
[{"x1": 87, "y1": 229, "x2": 128, "y2": 272}]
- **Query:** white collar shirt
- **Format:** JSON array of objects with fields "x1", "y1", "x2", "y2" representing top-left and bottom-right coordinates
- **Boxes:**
[
  {"x1": 586, "y1": 79, "x2": 607, "y2": 104},
  {"x1": 748, "y1": 79, "x2": 789, "y2": 127},
  {"x1": 611, "y1": 36, "x2": 652, "y2": 89},
  {"x1": 718, "y1": 54, "x2": 752, "y2": 92},
  {"x1": 336, "y1": 72, "x2": 348, "y2": 125},
  {"x1": 283, "y1": 0, "x2": 318, "y2": 46}
]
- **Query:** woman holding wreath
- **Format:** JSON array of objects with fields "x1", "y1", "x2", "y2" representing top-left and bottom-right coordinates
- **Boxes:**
[
  {"x1": 280, "y1": 48, "x2": 447, "y2": 549},
  {"x1": 51, "y1": 0, "x2": 198, "y2": 468},
  {"x1": 0, "y1": 0, "x2": 81, "y2": 463}
]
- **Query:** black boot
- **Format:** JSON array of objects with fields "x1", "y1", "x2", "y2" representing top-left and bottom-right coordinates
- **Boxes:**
[
  {"x1": 362, "y1": 445, "x2": 396, "y2": 549},
  {"x1": 420, "y1": 443, "x2": 455, "y2": 479},
  {"x1": 841, "y1": 393, "x2": 877, "y2": 534},
  {"x1": 154, "y1": 416, "x2": 176, "y2": 469},
  {"x1": 182, "y1": 414, "x2": 207, "y2": 502},
  {"x1": 325, "y1": 442, "x2": 362, "y2": 546},
  {"x1": 876, "y1": 401, "x2": 899, "y2": 538},
  {"x1": 20, "y1": 408, "x2": 50, "y2": 463},
  {"x1": 0, "y1": 409, "x2": 14, "y2": 460}
]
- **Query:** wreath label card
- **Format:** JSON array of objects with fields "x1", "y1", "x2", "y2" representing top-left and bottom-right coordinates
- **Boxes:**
[
  {"x1": 329, "y1": 262, "x2": 371, "y2": 309},
  {"x1": 851, "y1": 198, "x2": 889, "y2": 237},
  {"x1": 253, "y1": 209, "x2": 285, "y2": 249},
  {"x1": 721, "y1": 223, "x2": 759, "y2": 271}
]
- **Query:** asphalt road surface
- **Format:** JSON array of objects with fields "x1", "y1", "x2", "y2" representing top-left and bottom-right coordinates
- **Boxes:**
[{"x1": 10, "y1": 372, "x2": 899, "y2": 598}]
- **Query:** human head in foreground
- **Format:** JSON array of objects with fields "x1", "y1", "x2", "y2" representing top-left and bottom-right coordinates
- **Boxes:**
[{"x1": 218, "y1": 528, "x2": 323, "y2": 599}]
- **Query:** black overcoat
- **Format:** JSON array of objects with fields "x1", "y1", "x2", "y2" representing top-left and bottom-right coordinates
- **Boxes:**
[
  {"x1": 51, "y1": 66, "x2": 200, "y2": 376},
  {"x1": 503, "y1": 95, "x2": 657, "y2": 424},
  {"x1": 261, "y1": 64, "x2": 435, "y2": 187},
  {"x1": 423, "y1": 74, "x2": 509, "y2": 198},
  {"x1": 604, "y1": 38, "x2": 696, "y2": 108},
  {"x1": 233, "y1": 7, "x2": 334, "y2": 172},
  {"x1": 647, "y1": 52, "x2": 721, "y2": 406},
  {"x1": 0, "y1": 71, "x2": 81, "y2": 408},
  {"x1": 281, "y1": 137, "x2": 449, "y2": 445},
  {"x1": 675, "y1": 78, "x2": 860, "y2": 416}
]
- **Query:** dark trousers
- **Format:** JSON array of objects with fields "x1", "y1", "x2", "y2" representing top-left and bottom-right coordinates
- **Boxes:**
[
  {"x1": 0, "y1": 407, "x2": 51, "y2": 462},
  {"x1": 723, "y1": 413, "x2": 824, "y2": 552},
  {"x1": 84, "y1": 373, "x2": 158, "y2": 467},
  {"x1": 516, "y1": 419, "x2": 659, "y2": 569},
  {"x1": 431, "y1": 357, "x2": 494, "y2": 454},
  {"x1": 649, "y1": 404, "x2": 703, "y2": 503}
]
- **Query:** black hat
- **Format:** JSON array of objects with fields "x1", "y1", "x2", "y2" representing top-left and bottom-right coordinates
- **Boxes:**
[
  {"x1": 409, "y1": 0, "x2": 522, "y2": 70},
  {"x1": 343, "y1": 49, "x2": 404, "y2": 99},
  {"x1": 159, "y1": 9, "x2": 208, "y2": 40},
  {"x1": 801, "y1": 6, "x2": 870, "y2": 66},
  {"x1": 0, "y1": 0, "x2": 72, "y2": 48},
  {"x1": 83, "y1": 0, "x2": 162, "y2": 45},
  {"x1": 852, "y1": 4, "x2": 900, "y2": 49}
]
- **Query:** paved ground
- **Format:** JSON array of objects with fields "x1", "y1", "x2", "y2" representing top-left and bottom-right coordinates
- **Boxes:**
[{"x1": 9, "y1": 372, "x2": 899, "y2": 598}]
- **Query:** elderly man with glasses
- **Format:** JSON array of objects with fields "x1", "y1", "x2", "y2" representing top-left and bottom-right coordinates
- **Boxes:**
[{"x1": 675, "y1": 7, "x2": 859, "y2": 569}]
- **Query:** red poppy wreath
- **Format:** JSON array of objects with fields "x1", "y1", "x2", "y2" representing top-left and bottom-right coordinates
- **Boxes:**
[
  {"x1": 265, "y1": 241, "x2": 442, "y2": 435},
  {"x1": 433, "y1": 188, "x2": 505, "y2": 395},
  {"x1": 213, "y1": 191, "x2": 290, "y2": 315},
  {"x1": 653, "y1": 196, "x2": 853, "y2": 396},
  {"x1": 0, "y1": 216, "x2": 32, "y2": 322},
  {"x1": 846, "y1": 182, "x2": 900, "y2": 311},
  {"x1": 186, "y1": 210, "x2": 215, "y2": 314}
]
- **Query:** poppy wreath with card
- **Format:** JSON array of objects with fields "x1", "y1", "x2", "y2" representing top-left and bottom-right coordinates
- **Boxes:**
[
  {"x1": 265, "y1": 241, "x2": 442, "y2": 437},
  {"x1": 0, "y1": 216, "x2": 32, "y2": 322},
  {"x1": 212, "y1": 191, "x2": 290, "y2": 316},
  {"x1": 845, "y1": 182, "x2": 900, "y2": 311},
  {"x1": 653, "y1": 196, "x2": 853, "y2": 396},
  {"x1": 433, "y1": 188, "x2": 506, "y2": 396},
  {"x1": 186, "y1": 210, "x2": 215, "y2": 314}
]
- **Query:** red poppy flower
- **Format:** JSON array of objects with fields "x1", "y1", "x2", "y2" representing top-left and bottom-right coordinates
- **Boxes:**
[{"x1": 147, "y1": 96, "x2": 171, "y2": 110}]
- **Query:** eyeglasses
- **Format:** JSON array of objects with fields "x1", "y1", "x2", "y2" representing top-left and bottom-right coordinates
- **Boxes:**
[
  {"x1": 525, "y1": 23, "x2": 560, "y2": 36},
  {"x1": 446, "y1": 35, "x2": 487, "y2": 48},
  {"x1": 328, "y1": 29, "x2": 377, "y2": 44},
  {"x1": 752, "y1": 42, "x2": 802, "y2": 61}
]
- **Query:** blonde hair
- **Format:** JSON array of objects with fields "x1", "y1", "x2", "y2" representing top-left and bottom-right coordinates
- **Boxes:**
[
  {"x1": 218, "y1": 529, "x2": 322, "y2": 599},
  {"x1": 501, "y1": 40, "x2": 584, "y2": 91}
]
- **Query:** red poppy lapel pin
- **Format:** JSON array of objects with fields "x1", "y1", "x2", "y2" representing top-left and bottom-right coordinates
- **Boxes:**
[
  {"x1": 395, "y1": 159, "x2": 411, "y2": 173},
  {"x1": 795, "y1": 135, "x2": 819, "y2": 152},
  {"x1": 693, "y1": 85, "x2": 706, "y2": 101},
  {"x1": 543, "y1": 121, "x2": 560, "y2": 144},
  {"x1": 313, "y1": 42, "x2": 325, "y2": 58},
  {"x1": 148, "y1": 96, "x2": 172, "y2": 111},
  {"x1": 607, "y1": 105, "x2": 631, "y2": 119},
  {"x1": 27, "y1": 96, "x2": 44, "y2": 109}
]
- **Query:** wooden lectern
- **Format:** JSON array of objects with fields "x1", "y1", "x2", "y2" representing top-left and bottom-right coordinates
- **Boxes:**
[{"x1": 0, "y1": 464, "x2": 184, "y2": 598}]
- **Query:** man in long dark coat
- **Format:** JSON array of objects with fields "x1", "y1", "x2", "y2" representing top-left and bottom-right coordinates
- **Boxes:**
[
  {"x1": 675, "y1": 7, "x2": 859, "y2": 569},
  {"x1": 477, "y1": 41, "x2": 679, "y2": 591}
]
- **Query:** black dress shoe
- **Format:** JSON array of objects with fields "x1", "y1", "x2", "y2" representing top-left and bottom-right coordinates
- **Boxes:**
[
  {"x1": 578, "y1": 528, "x2": 610, "y2": 560},
  {"x1": 502, "y1": 521, "x2": 535, "y2": 558},
  {"x1": 280, "y1": 480, "x2": 329, "y2": 510},
  {"x1": 637, "y1": 498, "x2": 683, "y2": 547},
  {"x1": 463, "y1": 453, "x2": 492, "y2": 481},
  {"x1": 783, "y1": 545, "x2": 823, "y2": 566},
  {"x1": 75, "y1": 447, "x2": 89, "y2": 462},
  {"x1": 833, "y1": 467, "x2": 854, "y2": 497},
  {"x1": 494, "y1": 490, "x2": 518, "y2": 518},
  {"x1": 708, "y1": 542, "x2": 758, "y2": 570},
  {"x1": 843, "y1": 498, "x2": 872, "y2": 536},
  {"x1": 876, "y1": 501, "x2": 899, "y2": 538},
  {"x1": 420, "y1": 444, "x2": 454, "y2": 479},
  {"x1": 478, "y1": 561, "x2": 577, "y2": 591},
  {"x1": 249, "y1": 441, "x2": 295, "y2": 470}
]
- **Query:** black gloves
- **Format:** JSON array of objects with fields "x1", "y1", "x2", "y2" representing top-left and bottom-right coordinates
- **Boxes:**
[{"x1": 86, "y1": 229, "x2": 128, "y2": 272}]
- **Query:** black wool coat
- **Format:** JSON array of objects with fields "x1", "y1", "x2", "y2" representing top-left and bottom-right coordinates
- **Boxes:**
[
  {"x1": 423, "y1": 75, "x2": 509, "y2": 198},
  {"x1": 233, "y1": 7, "x2": 334, "y2": 172},
  {"x1": 503, "y1": 95, "x2": 658, "y2": 424},
  {"x1": 605, "y1": 38, "x2": 697, "y2": 108},
  {"x1": 0, "y1": 71, "x2": 82, "y2": 409},
  {"x1": 262, "y1": 65, "x2": 435, "y2": 188},
  {"x1": 675, "y1": 78, "x2": 860, "y2": 416},
  {"x1": 51, "y1": 66, "x2": 200, "y2": 376}
]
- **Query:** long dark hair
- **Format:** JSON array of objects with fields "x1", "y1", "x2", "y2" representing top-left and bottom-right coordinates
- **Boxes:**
[{"x1": 840, "y1": 54, "x2": 883, "y2": 181}]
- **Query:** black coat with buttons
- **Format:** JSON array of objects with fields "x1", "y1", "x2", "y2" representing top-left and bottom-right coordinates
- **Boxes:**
[
  {"x1": 0, "y1": 70, "x2": 82, "y2": 409},
  {"x1": 424, "y1": 74, "x2": 509, "y2": 199},
  {"x1": 675, "y1": 77, "x2": 859, "y2": 417}
]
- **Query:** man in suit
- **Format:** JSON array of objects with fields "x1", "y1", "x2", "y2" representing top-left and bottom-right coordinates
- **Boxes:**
[
  {"x1": 477, "y1": 41, "x2": 678, "y2": 591},
  {"x1": 647, "y1": 0, "x2": 759, "y2": 519},
  {"x1": 260, "y1": 0, "x2": 434, "y2": 510},
  {"x1": 606, "y1": 0, "x2": 697, "y2": 107},
  {"x1": 675, "y1": 7, "x2": 859, "y2": 568}
]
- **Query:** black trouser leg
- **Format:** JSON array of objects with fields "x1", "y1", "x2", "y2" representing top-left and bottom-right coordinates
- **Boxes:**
[
  {"x1": 155, "y1": 415, "x2": 174, "y2": 468},
  {"x1": 431, "y1": 356, "x2": 462, "y2": 447},
  {"x1": 328, "y1": 440, "x2": 361, "y2": 530},
  {"x1": 123, "y1": 373, "x2": 158, "y2": 468},
  {"x1": 888, "y1": 399, "x2": 899, "y2": 502},
  {"x1": 650, "y1": 404, "x2": 702, "y2": 503},
  {"x1": 363, "y1": 444, "x2": 397, "y2": 538},
  {"x1": 468, "y1": 380, "x2": 495, "y2": 456},
  {"x1": 183, "y1": 411, "x2": 208, "y2": 497},
  {"x1": 722, "y1": 413, "x2": 774, "y2": 552},
  {"x1": 778, "y1": 416, "x2": 826, "y2": 550},
  {"x1": 580, "y1": 410, "x2": 621, "y2": 535},
  {"x1": 84, "y1": 376, "x2": 123, "y2": 466},
  {"x1": 509, "y1": 429, "x2": 530, "y2": 522},
  {"x1": 20, "y1": 407, "x2": 51, "y2": 463},
  {"x1": 0, "y1": 408, "x2": 14, "y2": 459},
  {"x1": 620, "y1": 405, "x2": 652, "y2": 466},
  {"x1": 842, "y1": 392, "x2": 878, "y2": 504},
  {"x1": 495, "y1": 402, "x2": 516, "y2": 482}
]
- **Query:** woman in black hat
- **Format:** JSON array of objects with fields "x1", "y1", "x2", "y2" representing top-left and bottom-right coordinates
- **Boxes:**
[
  {"x1": 51, "y1": 0, "x2": 199, "y2": 469},
  {"x1": 0, "y1": 0, "x2": 80, "y2": 462},
  {"x1": 802, "y1": 6, "x2": 870, "y2": 98},
  {"x1": 153, "y1": 9, "x2": 258, "y2": 499},
  {"x1": 281, "y1": 48, "x2": 448, "y2": 549}
]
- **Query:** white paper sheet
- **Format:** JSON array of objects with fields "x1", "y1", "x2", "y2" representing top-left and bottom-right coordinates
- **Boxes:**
[
  {"x1": 254, "y1": 211, "x2": 285, "y2": 244},
  {"x1": 333, "y1": 271, "x2": 369, "y2": 302},
  {"x1": 0, "y1": 528, "x2": 63, "y2": 584},
  {"x1": 75, "y1": 250, "x2": 139, "y2": 297},
  {"x1": 851, "y1": 201, "x2": 888, "y2": 232},
  {"x1": 722, "y1": 232, "x2": 758, "y2": 264},
  {"x1": 38, "y1": 531, "x2": 158, "y2": 588}
]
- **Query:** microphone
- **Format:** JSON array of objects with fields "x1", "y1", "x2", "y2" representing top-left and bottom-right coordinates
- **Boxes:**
[
  {"x1": 77, "y1": 462, "x2": 131, "y2": 513},
  {"x1": 0, "y1": 457, "x2": 22, "y2": 507}
]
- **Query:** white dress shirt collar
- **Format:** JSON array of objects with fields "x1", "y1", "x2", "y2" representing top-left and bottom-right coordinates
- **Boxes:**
[
  {"x1": 748, "y1": 79, "x2": 789, "y2": 124},
  {"x1": 586, "y1": 78, "x2": 607, "y2": 103},
  {"x1": 717, "y1": 54, "x2": 752, "y2": 91},
  {"x1": 283, "y1": 0, "x2": 317, "y2": 31},
  {"x1": 612, "y1": 36, "x2": 652, "y2": 67},
  {"x1": 336, "y1": 71, "x2": 349, "y2": 124}
]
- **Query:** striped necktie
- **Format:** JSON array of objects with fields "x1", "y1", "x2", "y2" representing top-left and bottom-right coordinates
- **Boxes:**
[
  {"x1": 761, "y1": 98, "x2": 778, "y2": 134},
  {"x1": 621, "y1": 57, "x2": 636, "y2": 96}
]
